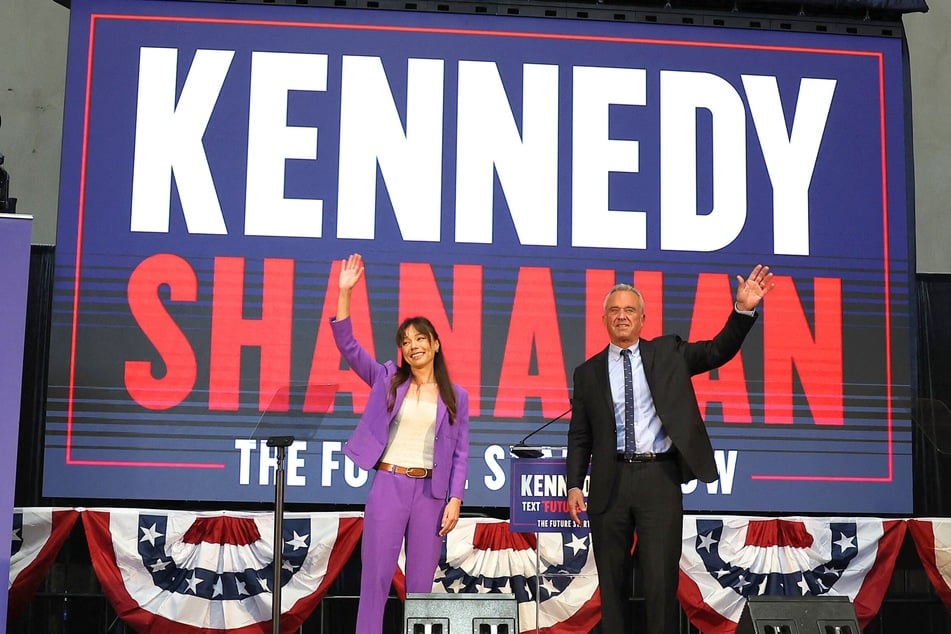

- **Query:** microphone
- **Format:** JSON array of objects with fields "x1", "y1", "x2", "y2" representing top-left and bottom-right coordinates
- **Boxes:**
[{"x1": 510, "y1": 402, "x2": 572, "y2": 458}]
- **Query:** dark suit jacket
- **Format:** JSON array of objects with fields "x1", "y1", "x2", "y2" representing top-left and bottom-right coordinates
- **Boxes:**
[{"x1": 565, "y1": 310, "x2": 757, "y2": 515}]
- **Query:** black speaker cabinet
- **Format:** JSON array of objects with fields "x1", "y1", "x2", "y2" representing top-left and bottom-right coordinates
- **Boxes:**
[
  {"x1": 404, "y1": 592, "x2": 519, "y2": 634},
  {"x1": 736, "y1": 595, "x2": 861, "y2": 634}
]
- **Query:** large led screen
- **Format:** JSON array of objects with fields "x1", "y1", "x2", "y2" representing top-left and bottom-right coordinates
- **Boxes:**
[{"x1": 45, "y1": 0, "x2": 914, "y2": 513}]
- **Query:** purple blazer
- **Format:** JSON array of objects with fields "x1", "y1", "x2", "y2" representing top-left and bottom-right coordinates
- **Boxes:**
[{"x1": 331, "y1": 317, "x2": 470, "y2": 502}]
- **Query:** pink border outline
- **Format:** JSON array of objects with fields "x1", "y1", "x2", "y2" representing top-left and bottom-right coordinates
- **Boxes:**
[{"x1": 66, "y1": 12, "x2": 894, "y2": 479}]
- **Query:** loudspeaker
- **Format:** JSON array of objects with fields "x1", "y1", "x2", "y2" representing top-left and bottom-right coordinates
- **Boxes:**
[
  {"x1": 736, "y1": 595, "x2": 861, "y2": 634},
  {"x1": 404, "y1": 592, "x2": 519, "y2": 634}
]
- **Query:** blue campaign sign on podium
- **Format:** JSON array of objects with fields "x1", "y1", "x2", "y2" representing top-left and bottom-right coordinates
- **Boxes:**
[{"x1": 509, "y1": 447, "x2": 590, "y2": 533}]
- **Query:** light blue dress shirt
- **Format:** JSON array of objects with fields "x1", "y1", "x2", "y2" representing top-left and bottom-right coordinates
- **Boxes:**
[{"x1": 608, "y1": 342, "x2": 673, "y2": 455}]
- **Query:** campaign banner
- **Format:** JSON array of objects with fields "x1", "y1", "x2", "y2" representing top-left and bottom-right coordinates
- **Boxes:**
[
  {"x1": 510, "y1": 453, "x2": 589, "y2": 532},
  {"x1": 45, "y1": 0, "x2": 913, "y2": 513}
]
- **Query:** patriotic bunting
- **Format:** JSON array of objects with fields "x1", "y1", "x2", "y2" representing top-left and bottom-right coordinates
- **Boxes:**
[
  {"x1": 430, "y1": 518, "x2": 601, "y2": 633},
  {"x1": 11, "y1": 510, "x2": 951, "y2": 633},
  {"x1": 908, "y1": 518, "x2": 951, "y2": 612},
  {"x1": 8, "y1": 508, "x2": 80, "y2": 622},
  {"x1": 679, "y1": 516, "x2": 907, "y2": 634},
  {"x1": 81, "y1": 509, "x2": 362, "y2": 633}
]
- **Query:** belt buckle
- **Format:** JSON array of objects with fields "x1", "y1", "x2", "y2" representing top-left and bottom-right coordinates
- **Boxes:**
[{"x1": 405, "y1": 467, "x2": 428, "y2": 478}]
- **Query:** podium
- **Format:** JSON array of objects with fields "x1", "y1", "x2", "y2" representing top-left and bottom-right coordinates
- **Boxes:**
[{"x1": 509, "y1": 448, "x2": 595, "y2": 633}]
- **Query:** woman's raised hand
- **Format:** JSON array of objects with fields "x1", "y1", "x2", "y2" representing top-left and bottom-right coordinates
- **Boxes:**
[
  {"x1": 339, "y1": 253, "x2": 365, "y2": 291},
  {"x1": 335, "y1": 254, "x2": 364, "y2": 321}
]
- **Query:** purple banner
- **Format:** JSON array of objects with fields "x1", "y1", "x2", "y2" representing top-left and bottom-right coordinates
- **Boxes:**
[{"x1": 0, "y1": 213, "x2": 32, "y2": 627}]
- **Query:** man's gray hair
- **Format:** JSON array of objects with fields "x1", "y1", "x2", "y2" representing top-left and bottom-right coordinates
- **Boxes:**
[{"x1": 603, "y1": 284, "x2": 645, "y2": 311}]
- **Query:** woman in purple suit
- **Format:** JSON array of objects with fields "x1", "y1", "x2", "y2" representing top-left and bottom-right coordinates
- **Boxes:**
[{"x1": 331, "y1": 253, "x2": 470, "y2": 634}]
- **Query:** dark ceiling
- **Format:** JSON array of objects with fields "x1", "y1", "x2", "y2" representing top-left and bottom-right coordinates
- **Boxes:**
[{"x1": 48, "y1": 0, "x2": 929, "y2": 23}]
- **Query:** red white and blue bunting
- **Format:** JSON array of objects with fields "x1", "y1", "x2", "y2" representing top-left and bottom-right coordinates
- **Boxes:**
[
  {"x1": 10, "y1": 510, "x2": 951, "y2": 633},
  {"x1": 428, "y1": 518, "x2": 601, "y2": 633},
  {"x1": 908, "y1": 518, "x2": 951, "y2": 612},
  {"x1": 8, "y1": 508, "x2": 79, "y2": 622},
  {"x1": 82, "y1": 509, "x2": 362, "y2": 633},
  {"x1": 679, "y1": 516, "x2": 907, "y2": 633}
]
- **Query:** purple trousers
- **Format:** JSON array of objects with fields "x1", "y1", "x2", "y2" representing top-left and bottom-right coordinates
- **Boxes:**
[{"x1": 355, "y1": 469, "x2": 446, "y2": 634}]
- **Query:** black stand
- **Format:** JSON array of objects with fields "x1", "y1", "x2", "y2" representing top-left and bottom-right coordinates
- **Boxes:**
[
  {"x1": 252, "y1": 382, "x2": 335, "y2": 631},
  {"x1": 267, "y1": 435, "x2": 294, "y2": 634}
]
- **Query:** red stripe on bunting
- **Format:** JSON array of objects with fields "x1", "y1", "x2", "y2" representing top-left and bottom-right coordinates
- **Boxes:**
[
  {"x1": 851, "y1": 519, "x2": 907, "y2": 628},
  {"x1": 908, "y1": 519, "x2": 951, "y2": 612},
  {"x1": 677, "y1": 568, "x2": 740, "y2": 634},
  {"x1": 538, "y1": 585, "x2": 602, "y2": 634},
  {"x1": 83, "y1": 510, "x2": 157, "y2": 632},
  {"x1": 744, "y1": 519, "x2": 813, "y2": 549},
  {"x1": 472, "y1": 521, "x2": 537, "y2": 550},
  {"x1": 181, "y1": 516, "x2": 261, "y2": 546},
  {"x1": 8, "y1": 509, "x2": 80, "y2": 623}
]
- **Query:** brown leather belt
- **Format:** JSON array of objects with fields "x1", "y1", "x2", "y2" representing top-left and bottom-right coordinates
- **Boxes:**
[
  {"x1": 376, "y1": 461, "x2": 432, "y2": 479},
  {"x1": 617, "y1": 451, "x2": 676, "y2": 463}
]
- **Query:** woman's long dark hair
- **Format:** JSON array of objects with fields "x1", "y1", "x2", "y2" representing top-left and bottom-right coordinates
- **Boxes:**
[{"x1": 386, "y1": 316, "x2": 458, "y2": 424}]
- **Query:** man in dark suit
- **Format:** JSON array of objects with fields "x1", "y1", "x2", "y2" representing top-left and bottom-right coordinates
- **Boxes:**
[{"x1": 566, "y1": 265, "x2": 774, "y2": 634}]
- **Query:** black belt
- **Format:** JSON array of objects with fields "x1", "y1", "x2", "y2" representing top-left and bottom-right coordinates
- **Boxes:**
[{"x1": 617, "y1": 451, "x2": 676, "y2": 463}]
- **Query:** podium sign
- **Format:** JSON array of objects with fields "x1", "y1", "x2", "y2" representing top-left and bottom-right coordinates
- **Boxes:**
[{"x1": 509, "y1": 449, "x2": 589, "y2": 533}]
